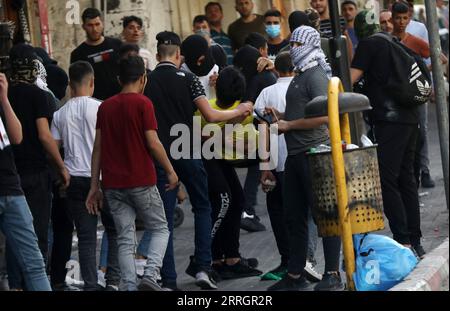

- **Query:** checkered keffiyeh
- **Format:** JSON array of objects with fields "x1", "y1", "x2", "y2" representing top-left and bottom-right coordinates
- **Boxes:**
[{"x1": 290, "y1": 26, "x2": 332, "y2": 77}]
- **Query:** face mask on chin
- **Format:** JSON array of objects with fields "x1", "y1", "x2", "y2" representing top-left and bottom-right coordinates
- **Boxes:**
[
  {"x1": 266, "y1": 25, "x2": 281, "y2": 38},
  {"x1": 195, "y1": 29, "x2": 211, "y2": 38}
]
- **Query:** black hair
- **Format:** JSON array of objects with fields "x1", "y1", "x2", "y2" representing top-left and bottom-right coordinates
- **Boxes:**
[
  {"x1": 216, "y1": 66, "x2": 246, "y2": 107},
  {"x1": 392, "y1": 1, "x2": 410, "y2": 15},
  {"x1": 275, "y1": 52, "x2": 294, "y2": 74},
  {"x1": 245, "y1": 32, "x2": 267, "y2": 50},
  {"x1": 69, "y1": 61, "x2": 94, "y2": 85},
  {"x1": 119, "y1": 56, "x2": 145, "y2": 85},
  {"x1": 264, "y1": 9, "x2": 282, "y2": 19},
  {"x1": 341, "y1": 1, "x2": 357, "y2": 9},
  {"x1": 122, "y1": 16, "x2": 143, "y2": 29},
  {"x1": 193, "y1": 15, "x2": 209, "y2": 27},
  {"x1": 205, "y1": 2, "x2": 223, "y2": 13},
  {"x1": 9, "y1": 43, "x2": 37, "y2": 61},
  {"x1": 82, "y1": 8, "x2": 102, "y2": 24},
  {"x1": 119, "y1": 44, "x2": 140, "y2": 59}
]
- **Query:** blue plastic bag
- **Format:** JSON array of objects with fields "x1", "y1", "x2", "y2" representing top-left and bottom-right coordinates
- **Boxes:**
[{"x1": 353, "y1": 234, "x2": 418, "y2": 291}]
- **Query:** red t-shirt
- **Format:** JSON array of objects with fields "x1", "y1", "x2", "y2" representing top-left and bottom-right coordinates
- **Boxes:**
[{"x1": 96, "y1": 93, "x2": 158, "y2": 189}]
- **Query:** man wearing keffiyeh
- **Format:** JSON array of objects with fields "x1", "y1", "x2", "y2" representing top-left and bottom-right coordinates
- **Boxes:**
[
  {"x1": 265, "y1": 26, "x2": 344, "y2": 292},
  {"x1": 290, "y1": 25, "x2": 332, "y2": 77}
]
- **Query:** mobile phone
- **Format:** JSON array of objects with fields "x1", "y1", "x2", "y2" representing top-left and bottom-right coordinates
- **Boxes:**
[{"x1": 254, "y1": 109, "x2": 273, "y2": 125}]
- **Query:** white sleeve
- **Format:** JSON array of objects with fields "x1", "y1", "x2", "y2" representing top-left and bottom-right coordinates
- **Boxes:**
[
  {"x1": 50, "y1": 113, "x2": 61, "y2": 141},
  {"x1": 254, "y1": 89, "x2": 268, "y2": 113}
]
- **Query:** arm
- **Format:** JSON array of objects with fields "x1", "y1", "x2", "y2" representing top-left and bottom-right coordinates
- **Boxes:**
[
  {"x1": 343, "y1": 30, "x2": 354, "y2": 62},
  {"x1": 350, "y1": 68, "x2": 364, "y2": 85},
  {"x1": 145, "y1": 130, "x2": 179, "y2": 191},
  {"x1": 86, "y1": 130, "x2": 102, "y2": 215},
  {"x1": 0, "y1": 74, "x2": 22, "y2": 144},
  {"x1": 36, "y1": 118, "x2": 70, "y2": 188},
  {"x1": 277, "y1": 116, "x2": 329, "y2": 133},
  {"x1": 195, "y1": 96, "x2": 252, "y2": 123}
]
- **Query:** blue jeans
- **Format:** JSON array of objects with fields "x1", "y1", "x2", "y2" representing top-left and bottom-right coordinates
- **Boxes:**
[
  {"x1": 138, "y1": 160, "x2": 212, "y2": 278},
  {"x1": 105, "y1": 186, "x2": 169, "y2": 291},
  {"x1": 172, "y1": 159, "x2": 212, "y2": 270},
  {"x1": 0, "y1": 196, "x2": 51, "y2": 291},
  {"x1": 136, "y1": 165, "x2": 178, "y2": 287}
]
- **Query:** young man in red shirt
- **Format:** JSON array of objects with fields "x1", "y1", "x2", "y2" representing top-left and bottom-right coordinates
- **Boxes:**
[{"x1": 86, "y1": 56, "x2": 178, "y2": 291}]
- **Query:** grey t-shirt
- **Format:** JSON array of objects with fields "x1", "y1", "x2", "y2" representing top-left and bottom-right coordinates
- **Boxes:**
[{"x1": 285, "y1": 65, "x2": 330, "y2": 156}]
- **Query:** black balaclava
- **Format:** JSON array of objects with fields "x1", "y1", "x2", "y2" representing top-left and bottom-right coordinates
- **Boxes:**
[
  {"x1": 233, "y1": 45, "x2": 261, "y2": 84},
  {"x1": 288, "y1": 11, "x2": 311, "y2": 33},
  {"x1": 181, "y1": 35, "x2": 215, "y2": 77}
]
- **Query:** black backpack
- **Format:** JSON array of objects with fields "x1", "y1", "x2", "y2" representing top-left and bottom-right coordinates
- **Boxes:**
[{"x1": 372, "y1": 32, "x2": 432, "y2": 107}]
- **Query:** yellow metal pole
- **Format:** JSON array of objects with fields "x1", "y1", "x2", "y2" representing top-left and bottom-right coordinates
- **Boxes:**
[
  {"x1": 340, "y1": 113, "x2": 352, "y2": 145},
  {"x1": 328, "y1": 77, "x2": 356, "y2": 291}
]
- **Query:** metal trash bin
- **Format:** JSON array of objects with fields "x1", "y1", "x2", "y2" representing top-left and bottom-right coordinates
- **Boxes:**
[{"x1": 308, "y1": 146, "x2": 385, "y2": 238}]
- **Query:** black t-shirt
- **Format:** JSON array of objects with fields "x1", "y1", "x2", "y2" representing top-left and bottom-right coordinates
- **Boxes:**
[
  {"x1": 319, "y1": 17, "x2": 347, "y2": 39},
  {"x1": 268, "y1": 39, "x2": 289, "y2": 60},
  {"x1": 9, "y1": 83, "x2": 55, "y2": 174},
  {"x1": 243, "y1": 71, "x2": 277, "y2": 103},
  {"x1": 70, "y1": 37, "x2": 122, "y2": 100},
  {"x1": 351, "y1": 36, "x2": 418, "y2": 124},
  {"x1": 0, "y1": 108, "x2": 23, "y2": 196},
  {"x1": 145, "y1": 62, "x2": 206, "y2": 152}
]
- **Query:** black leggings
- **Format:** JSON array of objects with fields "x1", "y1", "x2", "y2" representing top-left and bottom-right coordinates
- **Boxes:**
[{"x1": 203, "y1": 159, "x2": 245, "y2": 261}]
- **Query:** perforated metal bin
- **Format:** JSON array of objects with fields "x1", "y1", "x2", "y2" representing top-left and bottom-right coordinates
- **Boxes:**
[{"x1": 308, "y1": 146, "x2": 385, "y2": 238}]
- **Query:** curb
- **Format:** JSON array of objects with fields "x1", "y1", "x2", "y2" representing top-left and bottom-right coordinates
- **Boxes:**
[{"x1": 390, "y1": 238, "x2": 449, "y2": 291}]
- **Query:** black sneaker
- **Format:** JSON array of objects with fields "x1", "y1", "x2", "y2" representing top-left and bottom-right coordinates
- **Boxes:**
[
  {"x1": 240, "y1": 257, "x2": 259, "y2": 269},
  {"x1": 104, "y1": 284, "x2": 119, "y2": 291},
  {"x1": 314, "y1": 272, "x2": 345, "y2": 291},
  {"x1": 52, "y1": 283, "x2": 81, "y2": 291},
  {"x1": 241, "y1": 217, "x2": 266, "y2": 232},
  {"x1": 421, "y1": 172, "x2": 435, "y2": 188},
  {"x1": 219, "y1": 260, "x2": 263, "y2": 280},
  {"x1": 267, "y1": 274, "x2": 310, "y2": 291},
  {"x1": 413, "y1": 244, "x2": 426, "y2": 259}
]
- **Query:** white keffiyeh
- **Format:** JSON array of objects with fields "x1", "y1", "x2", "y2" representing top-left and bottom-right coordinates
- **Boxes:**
[{"x1": 290, "y1": 26, "x2": 332, "y2": 78}]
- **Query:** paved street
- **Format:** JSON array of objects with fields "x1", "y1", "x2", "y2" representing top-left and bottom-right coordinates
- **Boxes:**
[{"x1": 71, "y1": 102, "x2": 448, "y2": 291}]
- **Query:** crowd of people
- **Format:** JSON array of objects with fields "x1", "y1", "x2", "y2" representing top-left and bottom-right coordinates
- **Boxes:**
[{"x1": 0, "y1": 0, "x2": 448, "y2": 291}]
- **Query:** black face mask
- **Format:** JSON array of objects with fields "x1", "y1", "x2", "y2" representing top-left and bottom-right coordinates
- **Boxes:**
[
  {"x1": 185, "y1": 48, "x2": 215, "y2": 77},
  {"x1": 233, "y1": 45, "x2": 261, "y2": 84},
  {"x1": 181, "y1": 35, "x2": 216, "y2": 77}
]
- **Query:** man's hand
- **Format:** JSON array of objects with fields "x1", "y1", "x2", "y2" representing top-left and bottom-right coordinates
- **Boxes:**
[
  {"x1": 257, "y1": 57, "x2": 275, "y2": 72},
  {"x1": 59, "y1": 167, "x2": 71, "y2": 189},
  {"x1": 264, "y1": 107, "x2": 283, "y2": 122},
  {"x1": 166, "y1": 171, "x2": 179, "y2": 191},
  {"x1": 0, "y1": 73, "x2": 8, "y2": 103},
  {"x1": 261, "y1": 170, "x2": 277, "y2": 193},
  {"x1": 276, "y1": 120, "x2": 291, "y2": 134},
  {"x1": 236, "y1": 102, "x2": 253, "y2": 117},
  {"x1": 86, "y1": 187, "x2": 103, "y2": 215},
  {"x1": 209, "y1": 72, "x2": 219, "y2": 88}
]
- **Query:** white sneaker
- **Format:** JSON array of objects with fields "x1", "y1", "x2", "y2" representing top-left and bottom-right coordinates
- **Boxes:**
[
  {"x1": 304, "y1": 261, "x2": 322, "y2": 282},
  {"x1": 135, "y1": 259, "x2": 146, "y2": 277},
  {"x1": 195, "y1": 271, "x2": 218, "y2": 290},
  {"x1": 97, "y1": 270, "x2": 106, "y2": 288}
]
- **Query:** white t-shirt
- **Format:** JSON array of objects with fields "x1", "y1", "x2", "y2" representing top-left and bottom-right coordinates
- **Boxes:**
[
  {"x1": 254, "y1": 77, "x2": 293, "y2": 172},
  {"x1": 181, "y1": 63, "x2": 219, "y2": 100},
  {"x1": 51, "y1": 96, "x2": 101, "y2": 178}
]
